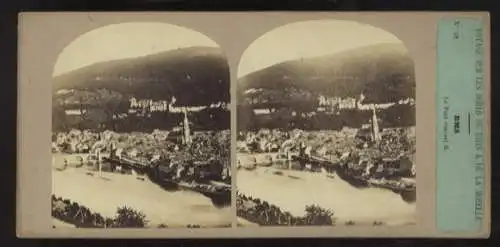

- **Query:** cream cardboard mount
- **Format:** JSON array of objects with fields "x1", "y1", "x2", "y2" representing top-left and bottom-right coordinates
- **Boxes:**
[{"x1": 16, "y1": 12, "x2": 491, "y2": 238}]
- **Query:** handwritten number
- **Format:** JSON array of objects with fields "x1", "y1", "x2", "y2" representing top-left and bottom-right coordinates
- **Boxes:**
[{"x1": 453, "y1": 20, "x2": 460, "y2": 39}]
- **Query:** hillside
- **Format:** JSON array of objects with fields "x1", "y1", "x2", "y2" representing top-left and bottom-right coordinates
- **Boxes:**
[
  {"x1": 53, "y1": 46, "x2": 230, "y2": 106},
  {"x1": 238, "y1": 43, "x2": 415, "y2": 105}
]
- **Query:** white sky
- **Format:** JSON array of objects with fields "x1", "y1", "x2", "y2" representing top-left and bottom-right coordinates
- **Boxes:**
[
  {"x1": 53, "y1": 22, "x2": 219, "y2": 77},
  {"x1": 237, "y1": 20, "x2": 404, "y2": 78}
]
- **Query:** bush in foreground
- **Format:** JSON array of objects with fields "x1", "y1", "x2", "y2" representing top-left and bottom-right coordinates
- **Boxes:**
[
  {"x1": 236, "y1": 192, "x2": 336, "y2": 226},
  {"x1": 303, "y1": 204, "x2": 335, "y2": 226},
  {"x1": 114, "y1": 206, "x2": 148, "y2": 228},
  {"x1": 52, "y1": 195, "x2": 149, "y2": 228}
]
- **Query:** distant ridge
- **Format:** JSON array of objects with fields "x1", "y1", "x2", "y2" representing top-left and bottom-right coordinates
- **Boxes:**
[
  {"x1": 53, "y1": 46, "x2": 230, "y2": 106},
  {"x1": 238, "y1": 43, "x2": 415, "y2": 105}
]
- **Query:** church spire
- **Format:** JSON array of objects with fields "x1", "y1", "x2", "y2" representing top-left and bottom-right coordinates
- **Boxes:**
[
  {"x1": 183, "y1": 107, "x2": 192, "y2": 146},
  {"x1": 371, "y1": 105, "x2": 381, "y2": 143}
]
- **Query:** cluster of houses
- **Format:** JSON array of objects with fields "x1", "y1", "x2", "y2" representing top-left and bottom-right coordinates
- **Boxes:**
[{"x1": 340, "y1": 150, "x2": 416, "y2": 178}]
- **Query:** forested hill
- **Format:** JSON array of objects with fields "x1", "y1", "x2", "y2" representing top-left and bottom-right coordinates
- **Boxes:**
[
  {"x1": 238, "y1": 43, "x2": 415, "y2": 105},
  {"x1": 53, "y1": 46, "x2": 230, "y2": 106}
]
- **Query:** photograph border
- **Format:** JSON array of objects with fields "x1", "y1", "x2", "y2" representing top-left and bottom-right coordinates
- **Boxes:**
[{"x1": 16, "y1": 11, "x2": 491, "y2": 238}]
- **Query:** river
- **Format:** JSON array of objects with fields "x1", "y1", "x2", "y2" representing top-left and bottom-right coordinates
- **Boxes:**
[
  {"x1": 52, "y1": 154, "x2": 232, "y2": 228},
  {"x1": 237, "y1": 163, "x2": 416, "y2": 226}
]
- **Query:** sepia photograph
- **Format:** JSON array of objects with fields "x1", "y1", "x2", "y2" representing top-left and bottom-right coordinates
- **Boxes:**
[
  {"x1": 50, "y1": 22, "x2": 232, "y2": 229},
  {"x1": 17, "y1": 12, "x2": 491, "y2": 238},
  {"x1": 236, "y1": 20, "x2": 417, "y2": 227}
]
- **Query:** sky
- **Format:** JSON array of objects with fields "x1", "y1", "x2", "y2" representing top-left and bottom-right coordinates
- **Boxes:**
[
  {"x1": 237, "y1": 20, "x2": 405, "y2": 78},
  {"x1": 53, "y1": 22, "x2": 219, "y2": 77}
]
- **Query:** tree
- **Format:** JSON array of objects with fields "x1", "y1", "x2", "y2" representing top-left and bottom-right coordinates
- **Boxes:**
[
  {"x1": 95, "y1": 88, "x2": 125, "y2": 120},
  {"x1": 53, "y1": 88, "x2": 126, "y2": 130},
  {"x1": 113, "y1": 206, "x2": 148, "y2": 228},
  {"x1": 52, "y1": 102, "x2": 68, "y2": 132},
  {"x1": 303, "y1": 205, "x2": 335, "y2": 226}
]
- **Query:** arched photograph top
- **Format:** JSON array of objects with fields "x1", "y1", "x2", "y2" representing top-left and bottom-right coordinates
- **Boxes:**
[
  {"x1": 236, "y1": 20, "x2": 417, "y2": 227},
  {"x1": 54, "y1": 22, "x2": 229, "y2": 107},
  {"x1": 51, "y1": 22, "x2": 232, "y2": 229},
  {"x1": 237, "y1": 20, "x2": 415, "y2": 110}
]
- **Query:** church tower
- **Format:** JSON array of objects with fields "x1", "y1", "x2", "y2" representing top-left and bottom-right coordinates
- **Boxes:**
[
  {"x1": 182, "y1": 107, "x2": 192, "y2": 146},
  {"x1": 371, "y1": 105, "x2": 381, "y2": 143}
]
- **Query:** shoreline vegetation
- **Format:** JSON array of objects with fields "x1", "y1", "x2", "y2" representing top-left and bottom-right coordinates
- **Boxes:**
[
  {"x1": 51, "y1": 195, "x2": 231, "y2": 228},
  {"x1": 236, "y1": 192, "x2": 335, "y2": 226},
  {"x1": 52, "y1": 194, "x2": 148, "y2": 228},
  {"x1": 236, "y1": 191, "x2": 388, "y2": 227}
]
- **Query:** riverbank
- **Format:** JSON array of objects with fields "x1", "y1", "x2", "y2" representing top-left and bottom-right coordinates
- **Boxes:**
[
  {"x1": 52, "y1": 154, "x2": 232, "y2": 228},
  {"x1": 237, "y1": 152, "x2": 416, "y2": 196},
  {"x1": 237, "y1": 152, "x2": 293, "y2": 168},
  {"x1": 236, "y1": 166, "x2": 416, "y2": 225}
]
